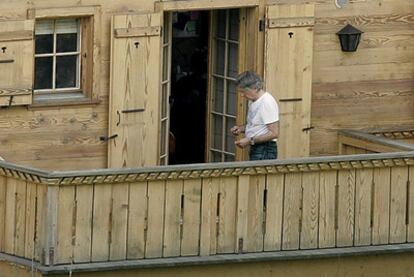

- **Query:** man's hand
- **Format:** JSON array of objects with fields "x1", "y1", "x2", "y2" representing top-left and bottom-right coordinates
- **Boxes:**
[
  {"x1": 230, "y1": 125, "x2": 244, "y2": 136},
  {"x1": 235, "y1": 137, "x2": 250, "y2": 148}
]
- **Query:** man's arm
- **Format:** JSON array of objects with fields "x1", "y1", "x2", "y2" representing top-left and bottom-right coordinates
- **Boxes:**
[
  {"x1": 235, "y1": 121, "x2": 279, "y2": 148},
  {"x1": 252, "y1": 121, "x2": 279, "y2": 144}
]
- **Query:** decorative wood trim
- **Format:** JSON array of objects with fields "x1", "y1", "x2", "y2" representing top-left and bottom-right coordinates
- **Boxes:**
[
  {"x1": 29, "y1": 5, "x2": 100, "y2": 19},
  {"x1": 155, "y1": 0, "x2": 259, "y2": 12},
  {"x1": 0, "y1": 88, "x2": 32, "y2": 96},
  {"x1": 114, "y1": 27, "x2": 161, "y2": 38},
  {"x1": 268, "y1": 17, "x2": 314, "y2": 28}
]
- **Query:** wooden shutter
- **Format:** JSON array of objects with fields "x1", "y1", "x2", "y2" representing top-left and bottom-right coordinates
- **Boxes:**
[
  {"x1": 0, "y1": 19, "x2": 34, "y2": 106},
  {"x1": 108, "y1": 13, "x2": 162, "y2": 168},
  {"x1": 264, "y1": 4, "x2": 314, "y2": 159}
]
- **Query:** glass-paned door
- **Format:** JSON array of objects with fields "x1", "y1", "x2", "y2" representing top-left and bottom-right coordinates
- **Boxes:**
[
  {"x1": 159, "y1": 13, "x2": 172, "y2": 165},
  {"x1": 208, "y1": 9, "x2": 240, "y2": 162}
]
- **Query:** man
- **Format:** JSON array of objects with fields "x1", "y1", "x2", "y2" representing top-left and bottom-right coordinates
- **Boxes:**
[{"x1": 230, "y1": 71, "x2": 279, "y2": 160}]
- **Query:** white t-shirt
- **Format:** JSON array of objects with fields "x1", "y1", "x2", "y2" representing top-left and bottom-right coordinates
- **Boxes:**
[{"x1": 245, "y1": 92, "x2": 279, "y2": 142}]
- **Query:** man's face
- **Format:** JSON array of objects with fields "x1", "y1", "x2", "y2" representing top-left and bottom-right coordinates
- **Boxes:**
[{"x1": 238, "y1": 87, "x2": 257, "y2": 101}]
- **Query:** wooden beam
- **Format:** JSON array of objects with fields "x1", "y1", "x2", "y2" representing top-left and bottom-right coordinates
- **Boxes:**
[
  {"x1": 155, "y1": 0, "x2": 259, "y2": 12},
  {"x1": 114, "y1": 27, "x2": 161, "y2": 38}
]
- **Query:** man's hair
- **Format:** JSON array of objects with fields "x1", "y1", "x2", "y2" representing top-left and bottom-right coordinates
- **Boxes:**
[{"x1": 236, "y1": 70, "x2": 264, "y2": 90}]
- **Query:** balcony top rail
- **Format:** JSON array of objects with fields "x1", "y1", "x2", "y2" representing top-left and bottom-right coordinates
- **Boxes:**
[{"x1": 0, "y1": 150, "x2": 414, "y2": 185}]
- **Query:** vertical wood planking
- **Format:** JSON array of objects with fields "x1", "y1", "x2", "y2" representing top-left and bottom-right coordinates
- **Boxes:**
[
  {"x1": 14, "y1": 178, "x2": 27, "y2": 257},
  {"x1": 408, "y1": 166, "x2": 414, "y2": 242},
  {"x1": 181, "y1": 179, "x2": 202, "y2": 256},
  {"x1": 282, "y1": 172, "x2": 302, "y2": 250},
  {"x1": 264, "y1": 174, "x2": 284, "y2": 251},
  {"x1": 0, "y1": 176, "x2": 6, "y2": 252},
  {"x1": 24, "y1": 182, "x2": 37, "y2": 259},
  {"x1": 91, "y1": 184, "x2": 112, "y2": 262},
  {"x1": 246, "y1": 175, "x2": 265, "y2": 252},
  {"x1": 35, "y1": 183, "x2": 47, "y2": 262},
  {"x1": 163, "y1": 180, "x2": 182, "y2": 257},
  {"x1": 56, "y1": 185, "x2": 75, "y2": 264},
  {"x1": 236, "y1": 175, "x2": 249, "y2": 253},
  {"x1": 300, "y1": 172, "x2": 320, "y2": 249},
  {"x1": 354, "y1": 168, "x2": 373, "y2": 246},
  {"x1": 372, "y1": 167, "x2": 391, "y2": 245},
  {"x1": 110, "y1": 183, "x2": 129, "y2": 260},
  {"x1": 73, "y1": 184, "x2": 93, "y2": 263},
  {"x1": 336, "y1": 169, "x2": 355, "y2": 247},
  {"x1": 145, "y1": 180, "x2": 165, "y2": 258},
  {"x1": 5, "y1": 178, "x2": 17, "y2": 254},
  {"x1": 217, "y1": 177, "x2": 237, "y2": 254},
  {"x1": 389, "y1": 166, "x2": 408, "y2": 243},
  {"x1": 45, "y1": 186, "x2": 58, "y2": 265},
  {"x1": 319, "y1": 171, "x2": 337, "y2": 248},
  {"x1": 127, "y1": 181, "x2": 147, "y2": 259},
  {"x1": 200, "y1": 178, "x2": 218, "y2": 256}
]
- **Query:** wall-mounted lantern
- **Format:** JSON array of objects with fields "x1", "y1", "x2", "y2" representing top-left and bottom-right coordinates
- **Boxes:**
[{"x1": 336, "y1": 24, "x2": 363, "y2": 52}]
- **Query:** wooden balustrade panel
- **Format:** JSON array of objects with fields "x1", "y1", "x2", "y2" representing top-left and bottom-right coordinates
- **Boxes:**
[
  {"x1": 337, "y1": 169, "x2": 356, "y2": 247},
  {"x1": 389, "y1": 166, "x2": 408, "y2": 243},
  {"x1": 56, "y1": 185, "x2": 75, "y2": 264},
  {"x1": 126, "y1": 181, "x2": 147, "y2": 259},
  {"x1": 247, "y1": 175, "x2": 266, "y2": 252},
  {"x1": 372, "y1": 167, "x2": 391, "y2": 244},
  {"x1": 181, "y1": 179, "x2": 202, "y2": 256},
  {"x1": 24, "y1": 181, "x2": 38, "y2": 259},
  {"x1": 73, "y1": 184, "x2": 93, "y2": 263},
  {"x1": 318, "y1": 171, "x2": 337, "y2": 248},
  {"x1": 35, "y1": 182, "x2": 47, "y2": 262},
  {"x1": 354, "y1": 168, "x2": 373, "y2": 246},
  {"x1": 200, "y1": 178, "x2": 218, "y2": 256},
  {"x1": 0, "y1": 176, "x2": 5, "y2": 252},
  {"x1": 4, "y1": 178, "x2": 18, "y2": 255},
  {"x1": 263, "y1": 174, "x2": 284, "y2": 251},
  {"x1": 216, "y1": 177, "x2": 237, "y2": 254},
  {"x1": 282, "y1": 172, "x2": 302, "y2": 250},
  {"x1": 409, "y1": 166, "x2": 414, "y2": 242},
  {"x1": 145, "y1": 180, "x2": 165, "y2": 258},
  {"x1": 110, "y1": 183, "x2": 129, "y2": 260},
  {"x1": 163, "y1": 179, "x2": 182, "y2": 257},
  {"x1": 300, "y1": 172, "x2": 320, "y2": 249},
  {"x1": 91, "y1": 183, "x2": 112, "y2": 262}
]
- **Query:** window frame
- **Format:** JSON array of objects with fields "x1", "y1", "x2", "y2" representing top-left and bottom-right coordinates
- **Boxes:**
[
  {"x1": 34, "y1": 18, "x2": 82, "y2": 94},
  {"x1": 28, "y1": 5, "x2": 101, "y2": 106}
]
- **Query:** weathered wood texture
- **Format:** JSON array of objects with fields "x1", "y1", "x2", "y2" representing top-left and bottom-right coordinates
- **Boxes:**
[
  {"x1": 1, "y1": 151, "x2": 414, "y2": 266},
  {"x1": 0, "y1": 0, "x2": 411, "y2": 169},
  {"x1": 308, "y1": 0, "x2": 414, "y2": 156}
]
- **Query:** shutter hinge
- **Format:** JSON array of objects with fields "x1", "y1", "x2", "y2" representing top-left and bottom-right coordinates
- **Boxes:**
[
  {"x1": 259, "y1": 19, "x2": 265, "y2": 32},
  {"x1": 160, "y1": 26, "x2": 163, "y2": 37}
]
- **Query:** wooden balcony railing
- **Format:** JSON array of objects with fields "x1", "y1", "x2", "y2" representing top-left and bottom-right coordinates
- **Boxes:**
[
  {"x1": 339, "y1": 130, "x2": 414, "y2": 154},
  {"x1": 1, "y1": 152, "x2": 414, "y2": 266}
]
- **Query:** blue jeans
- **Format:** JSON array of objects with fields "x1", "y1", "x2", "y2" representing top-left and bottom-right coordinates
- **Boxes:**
[{"x1": 249, "y1": 141, "x2": 278, "y2": 160}]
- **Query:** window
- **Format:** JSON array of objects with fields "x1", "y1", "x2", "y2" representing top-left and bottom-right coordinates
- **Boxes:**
[{"x1": 34, "y1": 19, "x2": 81, "y2": 94}]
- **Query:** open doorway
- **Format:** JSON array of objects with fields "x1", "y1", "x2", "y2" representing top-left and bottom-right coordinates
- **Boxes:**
[
  {"x1": 165, "y1": 9, "x2": 242, "y2": 165},
  {"x1": 169, "y1": 11, "x2": 209, "y2": 165}
]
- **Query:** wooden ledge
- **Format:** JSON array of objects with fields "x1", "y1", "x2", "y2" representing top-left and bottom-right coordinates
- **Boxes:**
[
  {"x1": 154, "y1": 0, "x2": 259, "y2": 12},
  {"x1": 2, "y1": 243, "x2": 414, "y2": 274}
]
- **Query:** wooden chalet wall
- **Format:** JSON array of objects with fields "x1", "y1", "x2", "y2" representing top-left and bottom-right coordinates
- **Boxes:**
[{"x1": 0, "y1": 0, "x2": 412, "y2": 170}]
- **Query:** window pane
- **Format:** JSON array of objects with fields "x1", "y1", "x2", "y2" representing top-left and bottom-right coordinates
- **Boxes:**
[
  {"x1": 161, "y1": 121, "x2": 167, "y2": 156},
  {"x1": 56, "y1": 33, "x2": 78, "y2": 53},
  {"x1": 212, "y1": 114, "x2": 223, "y2": 150},
  {"x1": 34, "y1": 57, "x2": 53, "y2": 90},
  {"x1": 35, "y1": 34, "x2": 53, "y2": 54},
  {"x1": 212, "y1": 151, "x2": 222, "y2": 162},
  {"x1": 162, "y1": 84, "x2": 168, "y2": 118},
  {"x1": 56, "y1": 55, "x2": 78, "y2": 88},
  {"x1": 214, "y1": 40, "x2": 225, "y2": 75},
  {"x1": 225, "y1": 117, "x2": 236, "y2": 154},
  {"x1": 55, "y1": 19, "x2": 79, "y2": 34},
  {"x1": 163, "y1": 14, "x2": 170, "y2": 44},
  {"x1": 225, "y1": 154, "x2": 235, "y2": 162},
  {"x1": 213, "y1": 77, "x2": 224, "y2": 113},
  {"x1": 216, "y1": 10, "x2": 226, "y2": 39},
  {"x1": 227, "y1": 81, "x2": 237, "y2": 116},
  {"x1": 229, "y1": 9, "x2": 239, "y2": 41},
  {"x1": 162, "y1": 46, "x2": 169, "y2": 81},
  {"x1": 227, "y1": 42, "x2": 238, "y2": 78}
]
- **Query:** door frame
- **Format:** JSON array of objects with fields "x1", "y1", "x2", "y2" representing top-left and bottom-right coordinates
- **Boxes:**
[{"x1": 158, "y1": 3, "x2": 259, "y2": 163}]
